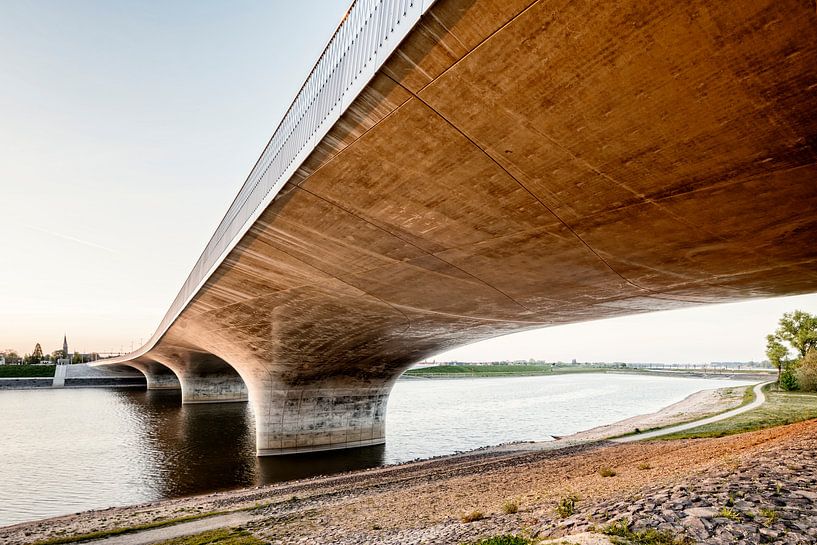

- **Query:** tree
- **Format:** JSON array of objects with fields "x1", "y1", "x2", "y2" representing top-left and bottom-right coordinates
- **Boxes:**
[
  {"x1": 72, "y1": 352, "x2": 82, "y2": 364},
  {"x1": 767, "y1": 310, "x2": 817, "y2": 385},
  {"x1": 3, "y1": 349, "x2": 19, "y2": 360},
  {"x1": 31, "y1": 343, "x2": 44, "y2": 363},
  {"x1": 795, "y1": 349, "x2": 817, "y2": 392},
  {"x1": 774, "y1": 310, "x2": 817, "y2": 359},
  {"x1": 766, "y1": 335, "x2": 791, "y2": 385}
]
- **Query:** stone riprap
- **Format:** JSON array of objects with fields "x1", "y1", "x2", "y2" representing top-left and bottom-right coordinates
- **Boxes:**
[{"x1": 542, "y1": 443, "x2": 817, "y2": 544}]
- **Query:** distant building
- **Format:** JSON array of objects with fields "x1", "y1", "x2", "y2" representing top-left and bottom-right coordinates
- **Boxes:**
[
  {"x1": 0, "y1": 354, "x2": 5, "y2": 365},
  {"x1": 57, "y1": 334, "x2": 71, "y2": 365}
]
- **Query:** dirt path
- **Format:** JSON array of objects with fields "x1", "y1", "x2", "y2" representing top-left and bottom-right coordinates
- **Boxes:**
[{"x1": 613, "y1": 381, "x2": 769, "y2": 442}]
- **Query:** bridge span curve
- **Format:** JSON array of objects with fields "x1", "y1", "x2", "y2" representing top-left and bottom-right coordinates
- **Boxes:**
[{"x1": 97, "y1": 0, "x2": 817, "y2": 455}]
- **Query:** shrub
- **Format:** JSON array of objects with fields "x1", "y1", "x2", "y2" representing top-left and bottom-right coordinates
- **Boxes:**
[
  {"x1": 467, "y1": 536, "x2": 532, "y2": 545},
  {"x1": 598, "y1": 467, "x2": 617, "y2": 477},
  {"x1": 460, "y1": 511, "x2": 485, "y2": 523},
  {"x1": 779, "y1": 369, "x2": 799, "y2": 391},
  {"x1": 795, "y1": 350, "x2": 817, "y2": 392},
  {"x1": 501, "y1": 500, "x2": 519, "y2": 514},
  {"x1": 759, "y1": 507, "x2": 778, "y2": 525},
  {"x1": 555, "y1": 494, "x2": 578, "y2": 518},
  {"x1": 719, "y1": 507, "x2": 740, "y2": 521},
  {"x1": 602, "y1": 519, "x2": 693, "y2": 545}
]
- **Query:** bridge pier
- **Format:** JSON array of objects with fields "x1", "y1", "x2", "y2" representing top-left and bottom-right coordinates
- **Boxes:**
[
  {"x1": 150, "y1": 351, "x2": 249, "y2": 404},
  {"x1": 249, "y1": 380, "x2": 390, "y2": 456},
  {"x1": 178, "y1": 373, "x2": 248, "y2": 404},
  {"x1": 124, "y1": 361, "x2": 181, "y2": 390}
]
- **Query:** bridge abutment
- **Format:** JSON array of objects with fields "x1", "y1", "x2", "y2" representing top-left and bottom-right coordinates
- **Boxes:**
[{"x1": 250, "y1": 381, "x2": 390, "y2": 456}]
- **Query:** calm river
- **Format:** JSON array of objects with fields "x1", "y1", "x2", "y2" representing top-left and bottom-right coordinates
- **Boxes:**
[{"x1": 0, "y1": 373, "x2": 756, "y2": 526}]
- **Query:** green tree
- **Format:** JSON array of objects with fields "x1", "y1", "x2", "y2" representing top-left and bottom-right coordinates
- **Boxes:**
[
  {"x1": 774, "y1": 311, "x2": 817, "y2": 359},
  {"x1": 767, "y1": 310, "x2": 817, "y2": 385},
  {"x1": 766, "y1": 335, "x2": 791, "y2": 385},
  {"x1": 795, "y1": 349, "x2": 817, "y2": 392},
  {"x1": 72, "y1": 352, "x2": 82, "y2": 364}
]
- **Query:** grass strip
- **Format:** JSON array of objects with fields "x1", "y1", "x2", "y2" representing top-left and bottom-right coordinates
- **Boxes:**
[
  {"x1": 659, "y1": 386, "x2": 817, "y2": 440},
  {"x1": 0, "y1": 365, "x2": 56, "y2": 378},
  {"x1": 30, "y1": 511, "x2": 229, "y2": 545},
  {"x1": 154, "y1": 528, "x2": 264, "y2": 545}
]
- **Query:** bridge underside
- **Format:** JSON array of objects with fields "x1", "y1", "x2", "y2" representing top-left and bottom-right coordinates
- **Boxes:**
[{"x1": 113, "y1": 0, "x2": 816, "y2": 455}]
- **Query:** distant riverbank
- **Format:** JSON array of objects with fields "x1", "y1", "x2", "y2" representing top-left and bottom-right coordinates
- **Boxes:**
[
  {"x1": 0, "y1": 364, "x2": 145, "y2": 390},
  {"x1": 402, "y1": 364, "x2": 775, "y2": 381}
]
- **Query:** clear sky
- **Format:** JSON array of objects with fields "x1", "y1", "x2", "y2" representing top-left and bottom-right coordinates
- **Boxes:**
[{"x1": 1, "y1": 1, "x2": 815, "y2": 361}]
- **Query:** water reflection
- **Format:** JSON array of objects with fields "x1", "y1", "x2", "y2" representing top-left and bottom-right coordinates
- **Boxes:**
[{"x1": 114, "y1": 389, "x2": 384, "y2": 499}]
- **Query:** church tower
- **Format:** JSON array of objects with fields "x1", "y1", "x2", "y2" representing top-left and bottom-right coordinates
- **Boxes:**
[{"x1": 62, "y1": 334, "x2": 69, "y2": 364}]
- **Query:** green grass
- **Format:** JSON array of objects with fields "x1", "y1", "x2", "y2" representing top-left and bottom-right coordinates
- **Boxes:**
[
  {"x1": 555, "y1": 494, "x2": 579, "y2": 518},
  {"x1": 156, "y1": 528, "x2": 264, "y2": 545},
  {"x1": 464, "y1": 536, "x2": 533, "y2": 545},
  {"x1": 30, "y1": 511, "x2": 228, "y2": 545},
  {"x1": 0, "y1": 365, "x2": 56, "y2": 378},
  {"x1": 659, "y1": 385, "x2": 817, "y2": 440},
  {"x1": 404, "y1": 365, "x2": 603, "y2": 378},
  {"x1": 602, "y1": 519, "x2": 693, "y2": 544}
]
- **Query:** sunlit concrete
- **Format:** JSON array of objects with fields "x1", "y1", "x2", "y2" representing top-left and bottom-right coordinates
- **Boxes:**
[{"x1": 99, "y1": 0, "x2": 817, "y2": 455}]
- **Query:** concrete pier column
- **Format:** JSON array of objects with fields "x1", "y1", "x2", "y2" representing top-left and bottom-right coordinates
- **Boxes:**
[
  {"x1": 125, "y1": 361, "x2": 181, "y2": 390},
  {"x1": 146, "y1": 371, "x2": 181, "y2": 390},
  {"x1": 249, "y1": 379, "x2": 391, "y2": 456},
  {"x1": 177, "y1": 372, "x2": 248, "y2": 404},
  {"x1": 151, "y1": 351, "x2": 248, "y2": 404}
]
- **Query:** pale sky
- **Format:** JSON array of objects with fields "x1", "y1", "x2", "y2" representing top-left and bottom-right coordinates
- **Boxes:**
[{"x1": 1, "y1": 1, "x2": 815, "y2": 362}]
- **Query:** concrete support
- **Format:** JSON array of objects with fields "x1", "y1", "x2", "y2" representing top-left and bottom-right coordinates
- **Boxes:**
[
  {"x1": 149, "y1": 351, "x2": 249, "y2": 404},
  {"x1": 145, "y1": 371, "x2": 181, "y2": 390},
  {"x1": 250, "y1": 381, "x2": 390, "y2": 456},
  {"x1": 178, "y1": 373, "x2": 248, "y2": 404},
  {"x1": 124, "y1": 361, "x2": 181, "y2": 390}
]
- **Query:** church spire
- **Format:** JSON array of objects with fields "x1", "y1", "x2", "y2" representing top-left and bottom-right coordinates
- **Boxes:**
[{"x1": 63, "y1": 334, "x2": 68, "y2": 360}]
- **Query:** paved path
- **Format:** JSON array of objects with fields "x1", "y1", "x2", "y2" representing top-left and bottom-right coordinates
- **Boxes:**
[
  {"x1": 613, "y1": 381, "x2": 771, "y2": 443},
  {"x1": 89, "y1": 511, "x2": 255, "y2": 545}
]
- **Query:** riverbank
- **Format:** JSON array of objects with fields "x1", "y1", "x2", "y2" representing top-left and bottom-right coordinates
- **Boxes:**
[
  {"x1": 0, "y1": 364, "x2": 145, "y2": 390},
  {"x1": 402, "y1": 365, "x2": 775, "y2": 382},
  {"x1": 4, "y1": 381, "x2": 797, "y2": 545}
]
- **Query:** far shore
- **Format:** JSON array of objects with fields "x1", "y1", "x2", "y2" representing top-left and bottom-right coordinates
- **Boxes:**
[{"x1": 401, "y1": 364, "x2": 775, "y2": 382}]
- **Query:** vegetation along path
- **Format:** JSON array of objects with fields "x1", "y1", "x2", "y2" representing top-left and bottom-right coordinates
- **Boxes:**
[{"x1": 612, "y1": 381, "x2": 771, "y2": 443}]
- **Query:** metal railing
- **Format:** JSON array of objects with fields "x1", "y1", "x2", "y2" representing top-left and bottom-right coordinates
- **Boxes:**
[{"x1": 100, "y1": 0, "x2": 434, "y2": 363}]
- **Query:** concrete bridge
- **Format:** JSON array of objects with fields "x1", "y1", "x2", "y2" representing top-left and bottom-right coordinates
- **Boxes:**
[{"x1": 96, "y1": 0, "x2": 817, "y2": 455}]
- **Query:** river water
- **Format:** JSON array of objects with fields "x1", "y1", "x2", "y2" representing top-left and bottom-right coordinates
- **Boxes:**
[{"x1": 0, "y1": 373, "x2": 755, "y2": 526}]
